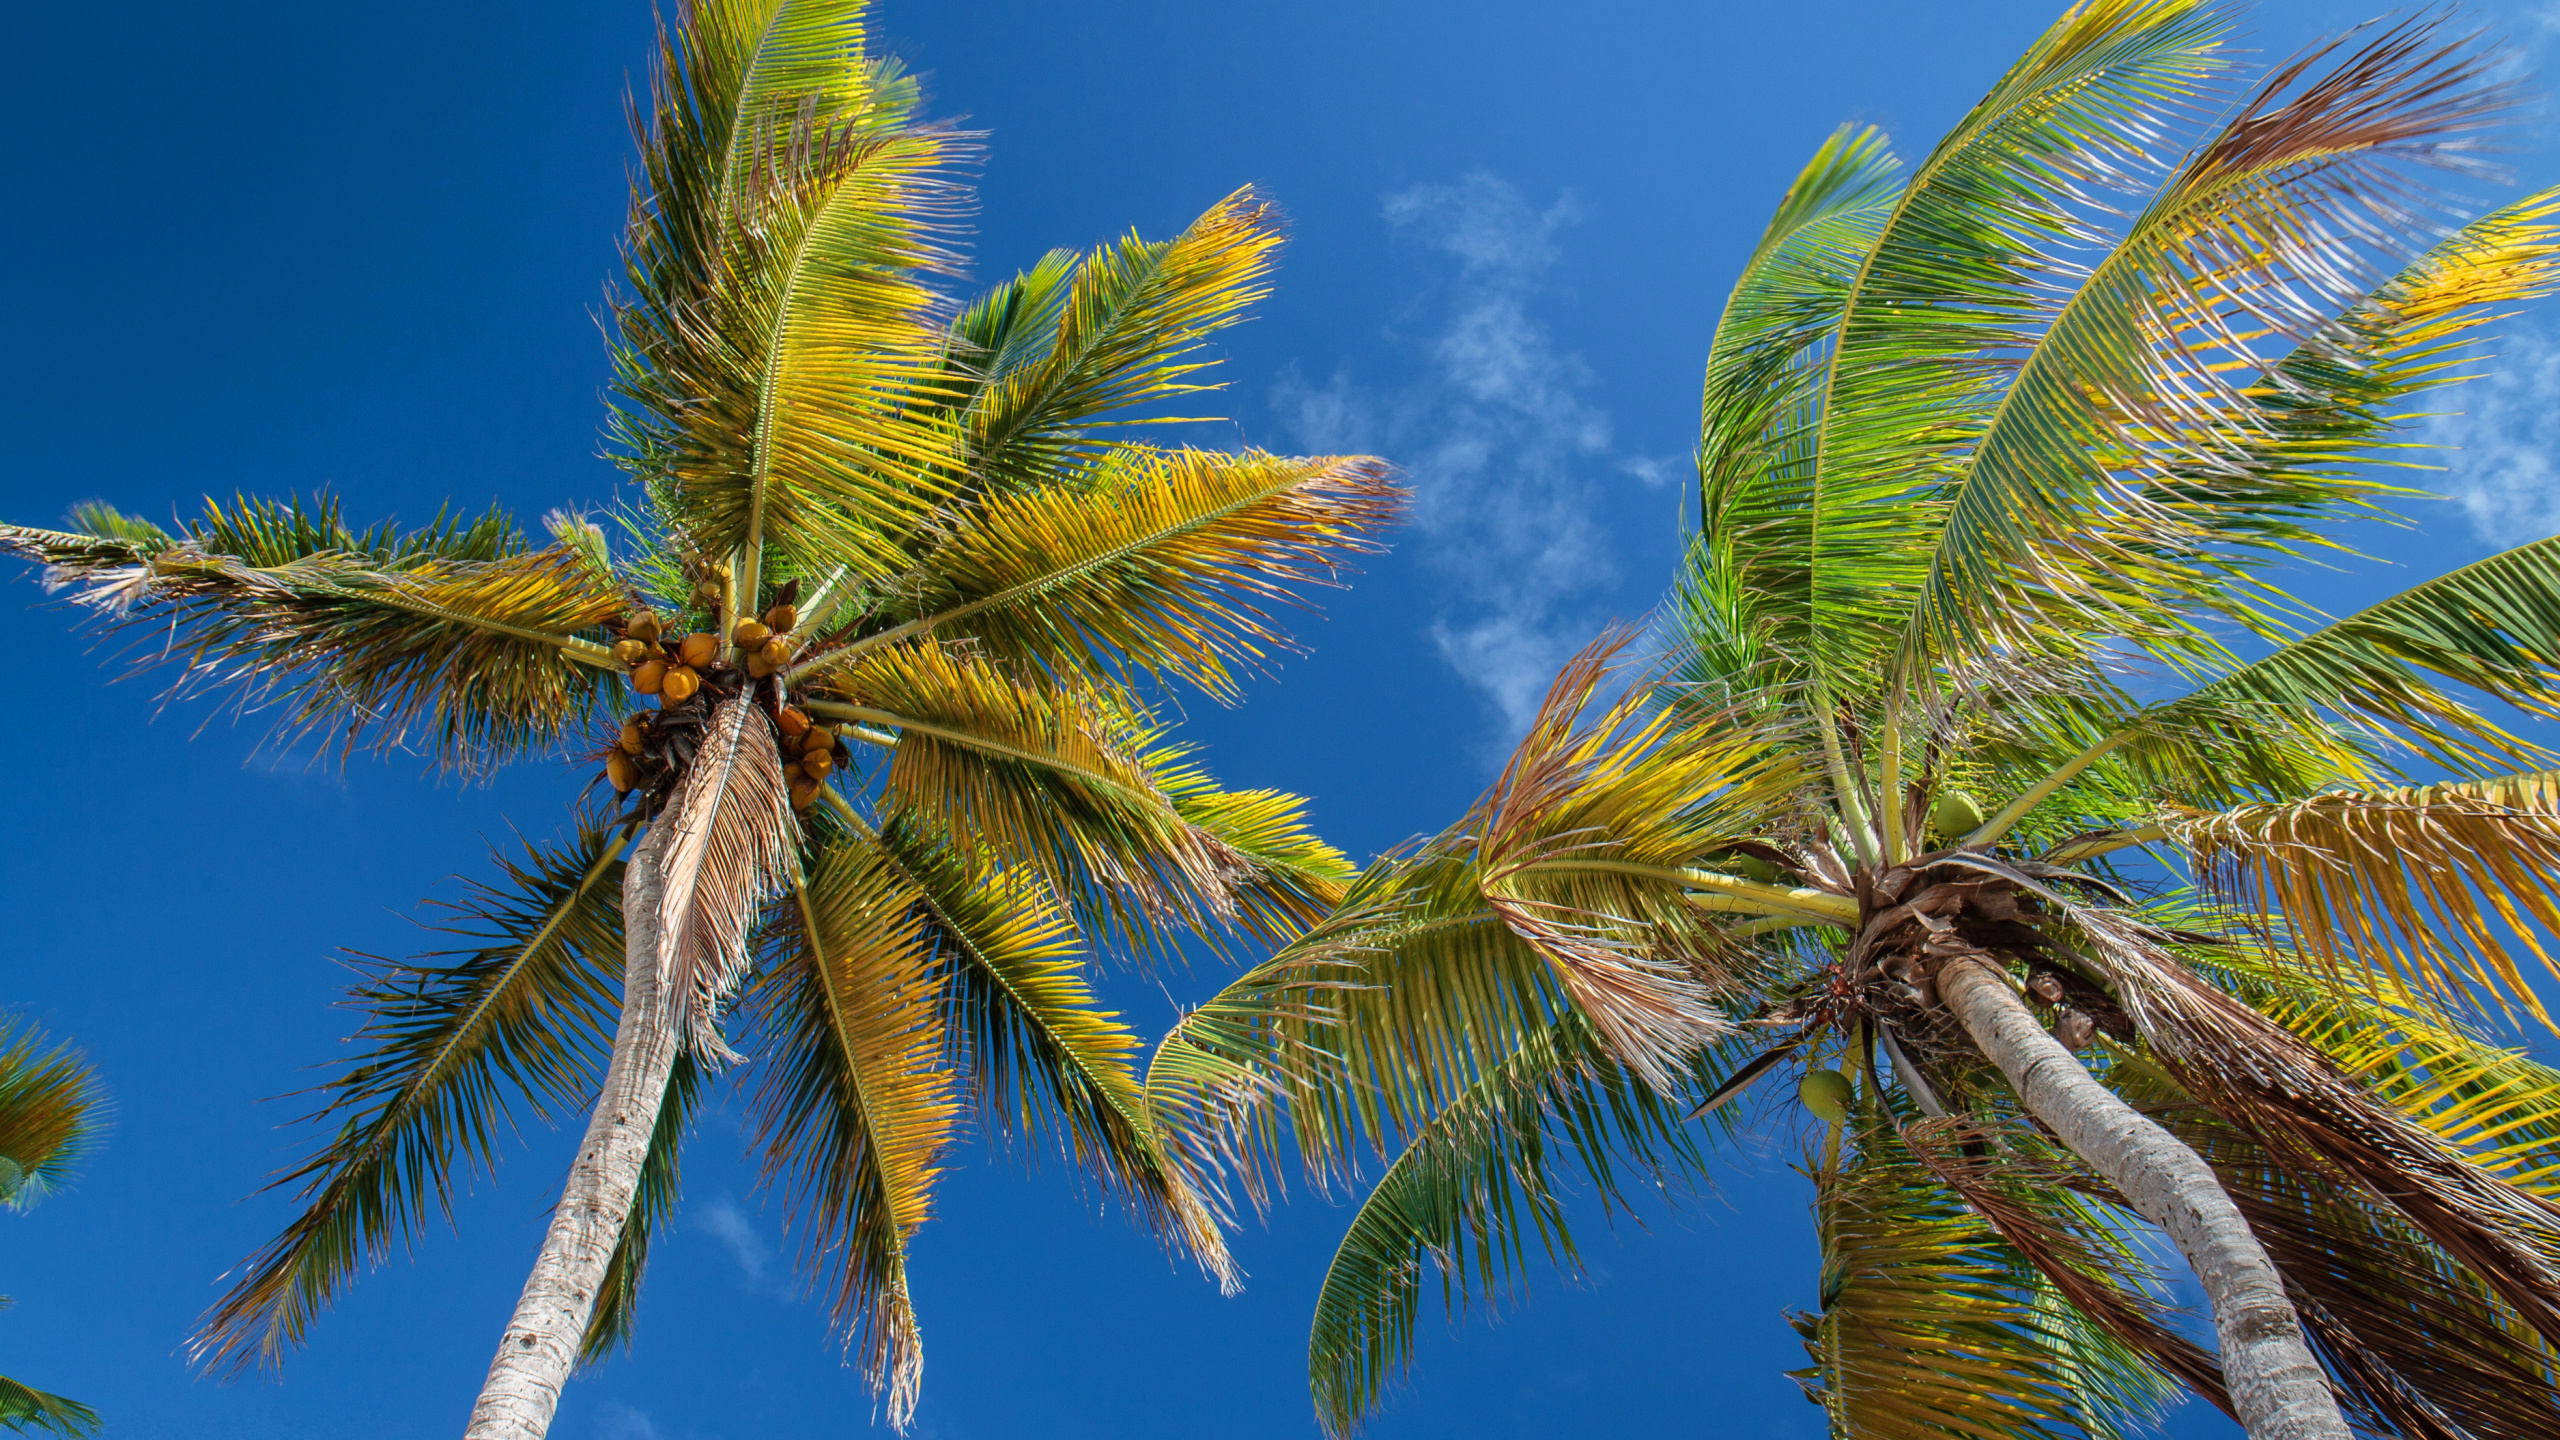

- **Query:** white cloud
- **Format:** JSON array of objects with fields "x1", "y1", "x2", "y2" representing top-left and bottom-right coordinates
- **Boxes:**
[
  {"x1": 595, "y1": 1402, "x2": 661, "y2": 1440},
  {"x1": 696, "y1": 1195, "x2": 772, "y2": 1287},
  {"x1": 2428, "y1": 321, "x2": 2560, "y2": 544},
  {"x1": 1274, "y1": 172, "x2": 1644, "y2": 739}
]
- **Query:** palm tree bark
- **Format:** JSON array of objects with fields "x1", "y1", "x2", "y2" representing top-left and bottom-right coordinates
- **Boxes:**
[
  {"x1": 1936, "y1": 956, "x2": 2348, "y2": 1440},
  {"x1": 464, "y1": 825, "x2": 675, "y2": 1440}
]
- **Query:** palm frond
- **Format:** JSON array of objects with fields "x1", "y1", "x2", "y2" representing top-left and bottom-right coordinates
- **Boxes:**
[
  {"x1": 654, "y1": 699, "x2": 798, "y2": 1062},
  {"x1": 192, "y1": 818, "x2": 625, "y2": 1373},
  {"x1": 2171, "y1": 769, "x2": 2560, "y2": 1027},
  {"x1": 4, "y1": 497, "x2": 622, "y2": 770},
  {"x1": 1695, "y1": 124, "x2": 1901, "y2": 680},
  {"x1": 1798, "y1": 0, "x2": 2230, "y2": 674},
  {"x1": 962, "y1": 188, "x2": 1284, "y2": 491},
  {"x1": 1306, "y1": 1010, "x2": 1707, "y2": 1439},
  {"x1": 0, "y1": 1367, "x2": 100, "y2": 1438},
  {"x1": 2123, "y1": 533, "x2": 2560, "y2": 798},
  {"x1": 577, "y1": 1048, "x2": 703, "y2": 1366},
  {"x1": 796, "y1": 447, "x2": 1400, "y2": 698},
  {"x1": 1807, "y1": 1129, "x2": 2133, "y2": 1440},
  {"x1": 819, "y1": 642, "x2": 1248, "y2": 960},
  {"x1": 610, "y1": 0, "x2": 967, "y2": 595},
  {"x1": 866, "y1": 818, "x2": 1230, "y2": 1281},
  {"x1": 748, "y1": 827, "x2": 961, "y2": 1429},
  {"x1": 1906, "y1": 19, "x2": 2517, "y2": 668},
  {"x1": 0, "y1": 1022, "x2": 105, "y2": 1211}
]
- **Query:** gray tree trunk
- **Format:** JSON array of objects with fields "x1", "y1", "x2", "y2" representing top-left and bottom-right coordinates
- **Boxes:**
[
  {"x1": 1936, "y1": 956, "x2": 2348, "y2": 1440},
  {"x1": 464, "y1": 825, "x2": 677, "y2": 1440}
]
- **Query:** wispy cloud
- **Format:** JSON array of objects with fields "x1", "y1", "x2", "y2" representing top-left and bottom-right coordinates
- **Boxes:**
[
  {"x1": 696, "y1": 1194, "x2": 774, "y2": 1288},
  {"x1": 596, "y1": 1402, "x2": 661, "y2": 1440},
  {"x1": 2427, "y1": 321, "x2": 2560, "y2": 545},
  {"x1": 1274, "y1": 172, "x2": 1650, "y2": 738}
]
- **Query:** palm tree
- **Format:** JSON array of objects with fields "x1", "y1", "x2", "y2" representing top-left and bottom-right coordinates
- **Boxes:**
[
  {"x1": 0, "y1": 1019, "x2": 107, "y2": 1437},
  {"x1": 1149, "y1": 6, "x2": 2560, "y2": 1438},
  {"x1": 0, "y1": 3, "x2": 1395, "y2": 1436}
]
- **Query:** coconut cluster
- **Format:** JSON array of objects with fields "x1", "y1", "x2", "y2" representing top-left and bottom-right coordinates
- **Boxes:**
[{"x1": 598, "y1": 594, "x2": 838, "y2": 813}]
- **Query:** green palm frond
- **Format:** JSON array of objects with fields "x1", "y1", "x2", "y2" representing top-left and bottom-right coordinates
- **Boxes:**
[
  {"x1": 0, "y1": 1365, "x2": 99, "y2": 1438},
  {"x1": 795, "y1": 447, "x2": 1400, "y2": 698},
  {"x1": 1696, "y1": 123, "x2": 1901, "y2": 687},
  {"x1": 578, "y1": 1048, "x2": 703, "y2": 1366},
  {"x1": 749, "y1": 827, "x2": 961, "y2": 1428},
  {"x1": 2130, "y1": 536, "x2": 2560, "y2": 794},
  {"x1": 1906, "y1": 22, "x2": 2516, "y2": 669},
  {"x1": 1306, "y1": 1011, "x2": 1711, "y2": 1439},
  {"x1": 1807, "y1": 1130, "x2": 2138, "y2": 1440},
  {"x1": 0, "y1": 1022, "x2": 105, "y2": 1212},
  {"x1": 4, "y1": 497, "x2": 622, "y2": 769},
  {"x1": 866, "y1": 818, "x2": 1229, "y2": 1279},
  {"x1": 192, "y1": 819, "x2": 625, "y2": 1372},
  {"x1": 963, "y1": 187, "x2": 1286, "y2": 491},
  {"x1": 1796, "y1": 0, "x2": 2230, "y2": 675}
]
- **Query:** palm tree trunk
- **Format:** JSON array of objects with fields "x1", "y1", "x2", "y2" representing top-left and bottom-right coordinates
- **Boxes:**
[
  {"x1": 464, "y1": 825, "x2": 676, "y2": 1440},
  {"x1": 1936, "y1": 956, "x2": 2348, "y2": 1440}
]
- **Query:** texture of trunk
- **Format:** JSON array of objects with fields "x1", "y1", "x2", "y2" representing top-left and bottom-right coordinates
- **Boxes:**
[
  {"x1": 464, "y1": 825, "x2": 676, "y2": 1440},
  {"x1": 1936, "y1": 957, "x2": 2348, "y2": 1440}
]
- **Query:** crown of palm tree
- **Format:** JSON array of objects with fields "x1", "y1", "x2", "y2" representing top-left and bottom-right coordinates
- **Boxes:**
[
  {"x1": 1153, "y1": 6, "x2": 2560, "y2": 1438},
  {"x1": 2, "y1": 1, "x2": 1396, "y2": 1430}
]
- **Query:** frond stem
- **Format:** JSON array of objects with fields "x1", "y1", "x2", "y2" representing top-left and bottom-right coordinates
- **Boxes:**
[{"x1": 1965, "y1": 729, "x2": 2134, "y2": 849}]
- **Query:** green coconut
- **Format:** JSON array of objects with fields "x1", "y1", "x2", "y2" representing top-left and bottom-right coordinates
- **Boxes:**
[{"x1": 1798, "y1": 1068, "x2": 1855, "y2": 1125}]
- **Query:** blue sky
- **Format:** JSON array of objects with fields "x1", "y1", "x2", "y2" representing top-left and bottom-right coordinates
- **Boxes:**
[{"x1": 7, "y1": 2, "x2": 2560, "y2": 1437}]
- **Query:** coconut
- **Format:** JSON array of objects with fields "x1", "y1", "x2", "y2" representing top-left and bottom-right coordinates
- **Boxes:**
[
  {"x1": 605, "y1": 751, "x2": 639, "y2": 793},
  {"x1": 633, "y1": 660, "x2": 667, "y2": 695},
  {"x1": 732, "y1": 618, "x2": 771, "y2": 650},
  {"x1": 804, "y1": 725, "x2": 834, "y2": 754},
  {"x1": 612, "y1": 638, "x2": 652, "y2": 667},
  {"x1": 661, "y1": 667, "x2": 701, "y2": 704},
  {"x1": 745, "y1": 650, "x2": 778, "y2": 679},
  {"x1": 619, "y1": 717, "x2": 647, "y2": 754},
  {"x1": 776, "y1": 707, "x2": 811, "y2": 739},
  {"x1": 801, "y1": 747, "x2": 836, "y2": 780},
  {"x1": 1798, "y1": 1068, "x2": 1855, "y2": 1125},
  {"x1": 764, "y1": 602, "x2": 798, "y2": 633},
  {"x1": 789, "y1": 776, "x2": 820, "y2": 810},
  {"x1": 761, "y1": 637, "x2": 794, "y2": 670},
  {"x1": 627, "y1": 611, "x2": 663, "y2": 643},
  {"x1": 677, "y1": 633, "x2": 720, "y2": 670},
  {"x1": 1928, "y1": 790, "x2": 1986, "y2": 842}
]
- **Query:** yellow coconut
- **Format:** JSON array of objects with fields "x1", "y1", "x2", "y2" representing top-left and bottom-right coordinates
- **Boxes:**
[
  {"x1": 789, "y1": 776, "x2": 820, "y2": 810},
  {"x1": 801, "y1": 747, "x2": 835, "y2": 780},
  {"x1": 764, "y1": 602, "x2": 797, "y2": 633},
  {"x1": 760, "y1": 637, "x2": 794, "y2": 670},
  {"x1": 661, "y1": 667, "x2": 701, "y2": 704},
  {"x1": 745, "y1": 649, "x2": 779, "y2": 679},
  {"x1": 605, "y1": 751, "x2": 639, "y2": 793},
  {"x1": 633, "y1": 660, "x2": 667, "y2": 695},
  {"x1": 732, "y1": 618, "x2": 770, "y2": 650},
  {"x1": 612, "y1": 638, "x2": 652, "y2": 667},
  {"x1": 627, "y1": 610, "x2": 663, "y2": 643},
  {"x1": 804, "y1": 725, "x2": 835, "y2": 754},
  {"x1": 618, "y1": 717, "x2": 647, "y2": 754},
  {"x1": 677, "y1": 633, "x2": 720, "y2": 670}
]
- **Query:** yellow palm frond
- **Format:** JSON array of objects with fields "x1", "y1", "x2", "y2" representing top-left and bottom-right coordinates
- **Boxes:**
[
  {"x1": 749, "y1": 827, "x2": 961, "y2": 1428},
  {"x1": 2170, "y1": 768, "x2": 2560, "y2": 1028},
  {"x1": 867, "y1": 818, "x2": 1230, "y2": 1283},
  {"x1": 797, "y1": 447, "x2": 1400, "y2": 697}
]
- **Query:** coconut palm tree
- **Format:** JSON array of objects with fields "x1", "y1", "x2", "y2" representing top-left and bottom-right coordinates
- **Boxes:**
[
  {"x1": 0, "y1": 1019, "x2": 106, "y2": 1437},
  {"x1": 0, "y1": 3, "x2": 1395, "y2": 1436},
  {"x1": 1149, "y1": 6, "x2": 2560, "y2": 1438}
]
